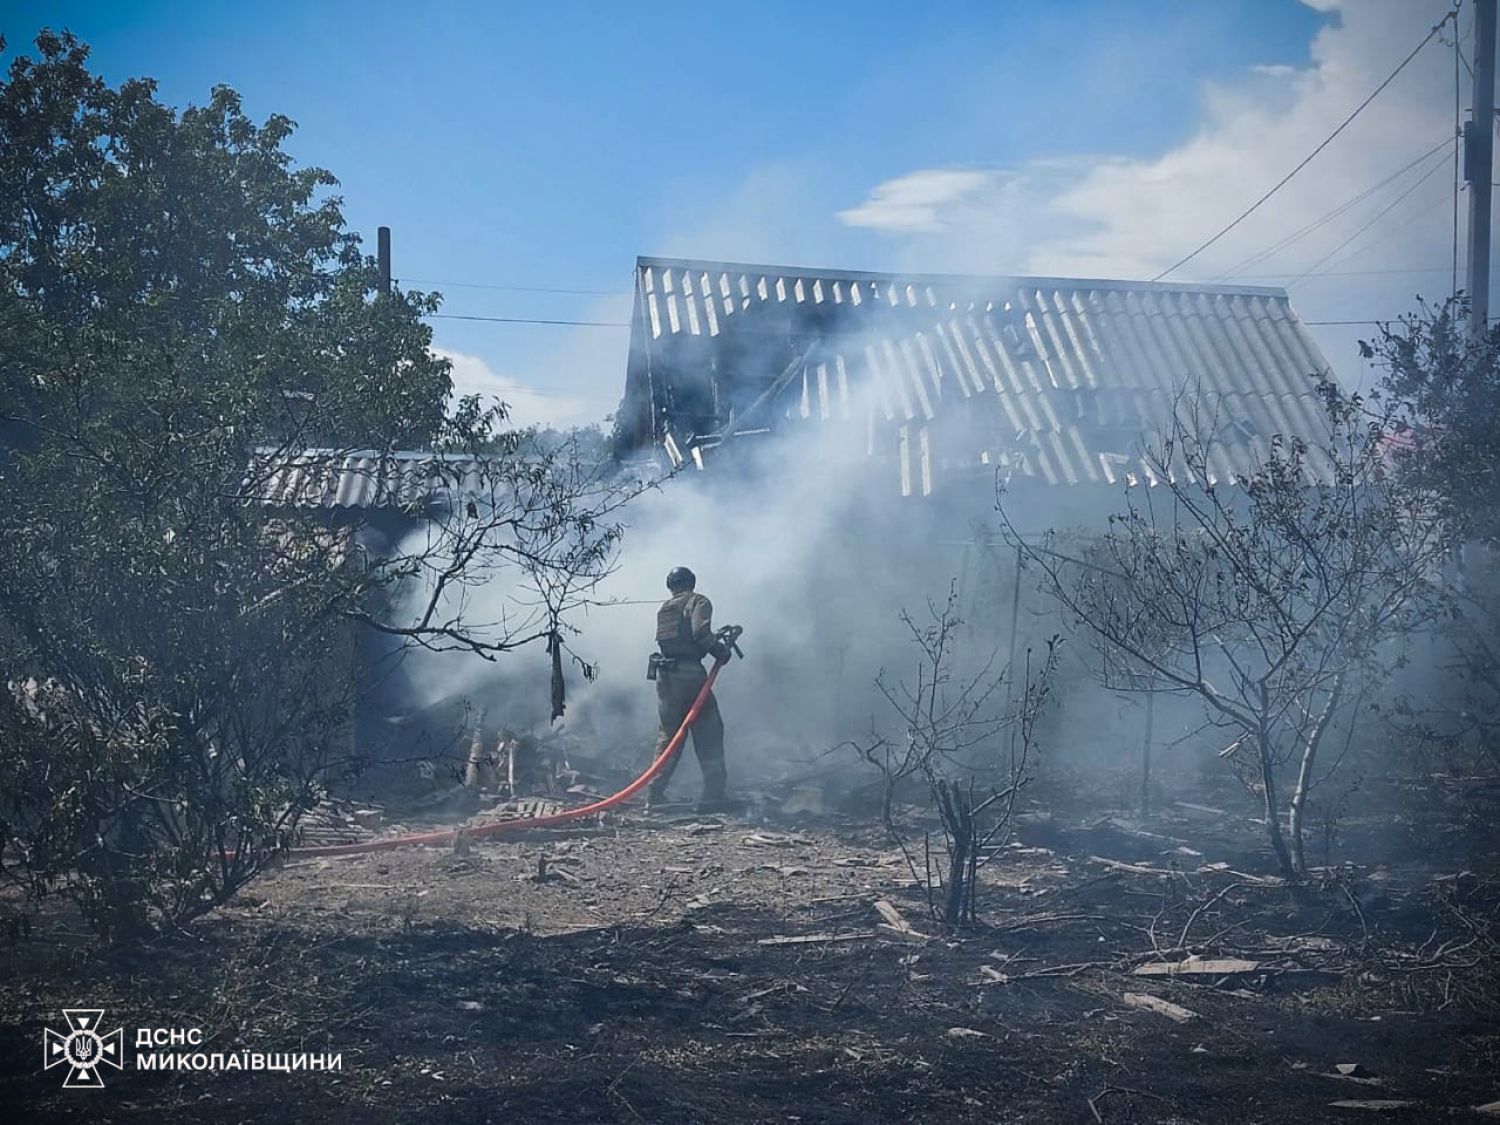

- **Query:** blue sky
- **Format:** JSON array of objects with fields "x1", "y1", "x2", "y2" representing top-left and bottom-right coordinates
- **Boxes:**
[{"x1": 4, "y1": 2, "x2": 1464, "y2": 422}]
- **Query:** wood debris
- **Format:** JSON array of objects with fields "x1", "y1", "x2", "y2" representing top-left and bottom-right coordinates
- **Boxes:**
[
  {"x1": 756, "y1": 932, "x2": 872, "y2": 947},
  {"x1": 1327, "y1": 1100, "x2": 1419, "y2": 1112},
  {"x1": 741, "y1": 831, "x2": 803, "y2": 848},
  {"x1": 832, "y1": 854, "x2": 903, "y2": 868},
  {"x1": 1133, "y1": 958, "x2": 1261, "y2": 977},
  {"x1": 1173, "y1": 801, "x2": 1227, "y2": 819},
  {"x1": 877, "y1": 924, "x2": 930, "y2": 944},
  {"x1": 1122, "y1": 992, "x2": 1199, "y2": 1022},
  {"x1": 1089, "y1": 855, "x2": 1173, "y2": 877},
  {"x1": 872, "y1": 899, "x2": 932, "y2": 942}
]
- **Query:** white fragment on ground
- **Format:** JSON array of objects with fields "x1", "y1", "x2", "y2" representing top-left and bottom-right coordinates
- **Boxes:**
[{"x1": 1122, "y1": 992, "x2": 1199, "y2": 1023}]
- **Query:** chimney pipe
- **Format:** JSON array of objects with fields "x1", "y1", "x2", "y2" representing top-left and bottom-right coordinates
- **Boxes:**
[{"x1": 377, "y1": 226, "x2": 392, "y2": 297}]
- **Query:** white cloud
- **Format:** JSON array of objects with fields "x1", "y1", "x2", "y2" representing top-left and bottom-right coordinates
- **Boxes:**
[
  {"x1": 838, "y1": 0, "x2": 1466, "y2": 381},
  {"x1": 433, "y1": 345, "x2": 594, "y2": 430},
  {"x1": 836, "y1": 169, "x2": 998, "y2": 233}
]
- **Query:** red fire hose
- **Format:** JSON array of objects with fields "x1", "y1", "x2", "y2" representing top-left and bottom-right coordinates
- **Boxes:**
[{"x1": 276, "y1": 656, "x2": 730, "y2": 859}]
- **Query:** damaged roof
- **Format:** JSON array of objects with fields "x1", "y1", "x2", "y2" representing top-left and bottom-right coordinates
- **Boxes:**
[
  {"x1": 245, "y1": 449, "x2": 496, "y2": 511},
  {"x1": 618, "y1": 256, "x2": 1337, "y2": 494}
]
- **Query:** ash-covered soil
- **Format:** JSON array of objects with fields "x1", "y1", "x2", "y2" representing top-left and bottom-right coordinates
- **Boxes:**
[{"x1": 2, "y1": 803, "x2": 1498, "y2": 1124}]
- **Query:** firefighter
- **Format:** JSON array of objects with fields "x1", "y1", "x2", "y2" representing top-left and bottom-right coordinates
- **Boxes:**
[{"x1": 647, "y1": 566, "x2": 729, "y2": 810}]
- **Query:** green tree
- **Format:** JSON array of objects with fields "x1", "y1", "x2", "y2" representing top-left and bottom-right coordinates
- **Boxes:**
[
  {"x1": 1366, "y1": 303, "x2": 1500, "y2": 773},
  {"x1": 0, "y1": 32, "x2": 635, "y2": 939}
]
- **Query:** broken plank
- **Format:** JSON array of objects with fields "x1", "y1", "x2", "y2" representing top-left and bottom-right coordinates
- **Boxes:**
[
  {"x1": 1327, "y1": 1100, "x2": 1419, "y2": 1112},
  {"x1": 756, "y1": 931, "x2": 873, "y2": 947},
  {"x1": 1224, "y1": 868, "x2": 1288, "y2": 886},
  {"x1": 1122, "y1": 992, "x2": 1199, "y2": 1023},
  {"x1": 1174, "y1": 801, "x2": 1227, "y2": 819},
  {"x1": 872, "y1": 898, "x2": 934, "y2": 941},
  {"x1": 1133, "y1": 958, "x2": 1261, "y2": 977},
  {"x1": 876, "y1": 922, "x2": 931, "y2": 943},
  {"x1": 1089, "y1": 856, "x2": 1173, "y2": 876}
]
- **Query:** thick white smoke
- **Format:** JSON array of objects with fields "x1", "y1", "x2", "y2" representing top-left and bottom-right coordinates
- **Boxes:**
[{"x1": 379, "y1": 399, "x2": 1090, "y2": 797}]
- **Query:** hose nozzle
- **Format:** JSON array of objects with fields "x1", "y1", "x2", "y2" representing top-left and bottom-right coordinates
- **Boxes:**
[{"x1": 715, "y1": 624, "x2": 745, "y2": 662}]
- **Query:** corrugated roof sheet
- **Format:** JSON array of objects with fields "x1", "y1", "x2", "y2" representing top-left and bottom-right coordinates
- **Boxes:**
[
  {"x1": 245, "y1": 449, "x2": 497, "y2": 511},
  {"x1": 621, "y1": 257, "x2": 1338, "y2": 494}
]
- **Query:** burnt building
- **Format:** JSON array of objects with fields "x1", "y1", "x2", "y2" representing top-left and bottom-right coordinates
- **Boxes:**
[{"x1": 616, "y1": 255, "x2": 1337, "y2": 521}]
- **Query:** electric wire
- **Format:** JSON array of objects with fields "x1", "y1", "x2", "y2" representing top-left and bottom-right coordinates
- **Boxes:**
[
  {"x1": 429, "y1": 312, "x2": 630, "y2": 327},
  {"x1": 1241, "y1": 265, "x2": 1462, "y2": 278},
  {"x1": 400, "y1": 277, "x2": 625, "y2": 296},
  {"x1": 422, "y1": 262, "x2": 1480, "y2": 327},
  {"x1": 1153, "y1": 1, "x2": 1464, "y2": 281},
  {"x1": 1216, "y1": 136, "x2": 1457, "y2": 280},
  {"x1": 1288, "y1": 147, "x2": 1456, "y2": 286},
  {"x1": 1301, "y1": 316, "x2": 1497, "y2": 325}
]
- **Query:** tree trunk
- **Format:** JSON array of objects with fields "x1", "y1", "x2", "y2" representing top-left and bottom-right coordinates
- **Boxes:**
[
  {"x1": 1288, "y1": 675, "x2": 1344, "y2": 877},
  {"x1": 936, "y1": 780, "x2": 974, "y2": 925},
  {"x1": 1256, "y1": 727, "x2": 1296, "y2": 879},
  {"x1": 944, "y1": 836, "x2": 969, "y2": 926},
  {"x1": 1141, "y1": 689, "x2": 1155, "y2": 818}
]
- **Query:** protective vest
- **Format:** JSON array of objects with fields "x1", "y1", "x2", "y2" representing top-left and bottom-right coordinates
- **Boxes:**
[{"x1": 656, "y1": 591, "x2": 711, "y2": 660}]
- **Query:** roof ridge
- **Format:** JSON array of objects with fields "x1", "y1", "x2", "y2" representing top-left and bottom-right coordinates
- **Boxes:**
[{"x1": 634, "y1": 255, "x2": 1290, "y2": 300}]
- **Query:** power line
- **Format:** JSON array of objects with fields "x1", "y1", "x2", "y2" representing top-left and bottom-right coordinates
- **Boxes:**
[
  {"x1": 1240, "y1": 265, "x2": 1462, "y2": 278},
  {"x1": 1288, "y1": 145, "x2": 1457, "y2": 285},
  {"x1": 428, "y1": 312, "x2": 630, "y2": 327},
  {"x1": 1303, "y1": 314, "x2": 1500, "y2": 326},
  {"x1": 1153, "y1": 2, "x2": 1463, "y2": 282},
  {"x1": 401, "y1": 277, "x2": 626, "y2": 296},
  {"x1": 426, "y1": 257, "x2": 1500, "y2": 329},
  {"x1": 1217, "y1": 137, "x2": 1456, "y2": 280}
]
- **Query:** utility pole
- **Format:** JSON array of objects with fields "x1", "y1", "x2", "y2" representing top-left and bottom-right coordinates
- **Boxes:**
[
  {"x1": 377, "y1": 225, "x2": 392, "y2": 297},
  {"x1": 1467, "y1": 0, "x2": 1496, "y2": 336}
]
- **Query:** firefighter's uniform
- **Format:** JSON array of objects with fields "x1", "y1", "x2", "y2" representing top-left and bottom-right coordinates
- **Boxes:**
[{"x1": 648, "y1": 589, "x2": 727, "y2": 804}]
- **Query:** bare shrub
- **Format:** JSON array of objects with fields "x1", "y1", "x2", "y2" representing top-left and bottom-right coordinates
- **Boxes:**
[
  {"x1": 849, "y1": 582, "x2": 1059, "y2": 926},
  {"x1": 1000, "y1": 387, "x2": 1443, "y2": 879}
]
